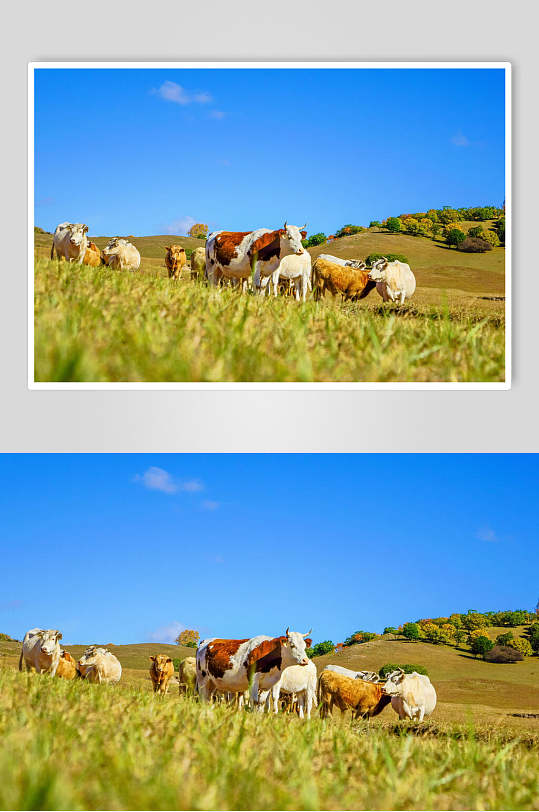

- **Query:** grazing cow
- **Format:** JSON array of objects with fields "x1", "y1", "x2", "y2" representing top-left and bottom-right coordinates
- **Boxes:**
[
  {"x1": 369, "y1": 258, "x2": 416, "y2": 304},
  {"x1": 383, "y1": 669, "x2": 436, "y2": 721},
  {"x1": 178, "y1": 656, "x2": 197, "y2": 695},
  {"x1": 323, "y1": 664, "x2": 381, "y2": 682},
  {"x1": 190, "y1": 246, "x2": 206, "y2": 280},
  {"x1": 165, "y1": 244, "x2": 187, "y2": 280},
  {"x1": 83, "y1": 241, "x2": 103, "y2": 267},
  {"x1": 318, "y1": 254, "x2": 367, "y2": 270},
  {"x1": 50, "y1": 222, "x2": 88, "y2": 263},
  {"x1": 312, "y1": 258, "x2": 376, "y2": 301},
  {"x1": 56, "y1": 650, "x2": 78, "y2": 680},
  {"x1": 149, "y1": 654, "x2": 175, "y2": 695},
  {"x1": 262, "y1": 251, "x2": 312, "y2": 302},
  {"x1": 318, "y1": 670, "x2": 391, "y2": 720},
  {"x1": 19, "y1": 628, "x2": 62, "y2": 676},
  {"x1": 196, "y1": 628, "x2": 311, "y2": 710},
  {"x1": 205, "y1": 223, "x2": 306, "y2": 289},
  {"x1": 267, "y1": 657, "x2": 317, "y2": 718},
  {"x1": 102, "y1": 238, "x2": 141, "y2": 271},
  {"x1": 78, "y1": 646, "x2": 122, "y2": 684}
]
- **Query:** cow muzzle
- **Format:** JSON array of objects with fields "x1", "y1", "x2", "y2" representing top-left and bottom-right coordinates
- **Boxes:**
[{"x1": 296, "y1": 249, "x2": 304, "y2": 255}]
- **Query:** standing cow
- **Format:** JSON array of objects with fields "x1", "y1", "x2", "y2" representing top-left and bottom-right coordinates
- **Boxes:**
[
  {"x1": 205, "y1": 223, "x2": 306, "y2": 289},
  {"x1": 50, "y1": 222, "x2": 88, "y2": 263},
  {"x1": 267, "y1": 657, "x2": 317, "y2": 718},
  {"x1": 19, "y1": 628, "x2": 62, "y2": 676},
  {"x1": 149, "y1": 654, "x2": 175, "y2": 695},
  {"x1": 165, "y1": 245, "x2": 187, "y2": 280},
  {"x1": 369, "y1": 258, "x2": 416, "y2": 304},
  {"x1": 190, "y1": 246, "x2": 206, "y2": 280},
  {"x1": 262, "y1": 251, "x2": 312, "y2": 301},
  {"x1": 178, "y1": 656, "x2": 197, "y2": 695},
  {"x1": 383, "y1": 669, "x2": 437, "y2": 721},
  {"x1": 196, "y1": 628, "x2": 311, "y2": 710}
]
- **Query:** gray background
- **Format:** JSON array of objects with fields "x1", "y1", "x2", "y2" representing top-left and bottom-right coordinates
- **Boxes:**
[{"x1": 1, "y1": 0, "x2": 535, "y2": 452}]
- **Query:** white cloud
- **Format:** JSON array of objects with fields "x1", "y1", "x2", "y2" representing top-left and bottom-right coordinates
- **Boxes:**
[
  {"x1": 451, "y1": 132, "x2": 470, "y2": 147},
  {"x1": 149, "y1": 621, "x2": 185, "y2": 643},
  {"x1": 476, "y1": 526, "x2": 497, "y2": 542},
  {"x1": 166, "y1": 216, "x2": 197, "y2": 236},
  {"x1": 202, "y1": 500, "x2": 220, "y2": 511},
  {"x1": 209, "y1": 110, "x2": 226, "y2": 120},
  {"x1": 133, "y1": 467, "x2": 204, "y2": 495},
  {"x1": 153, "y1": 81, "x2": 212, "y2": 106}
]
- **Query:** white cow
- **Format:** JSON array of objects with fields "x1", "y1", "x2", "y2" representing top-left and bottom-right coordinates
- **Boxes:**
[
  {"x1": 50, "y1": 222, "x2": 89, "y2": 263},
  {"x1": 260, "y1": 251, "x2": 312, "y2": 301},
  {"x1": 77, "y1": 646, "x2": 122, "y2": 684},
  {"x1": 323, "y1": 664, "x2": 381, "y2": 682},
  {"x1": 318, "y1": 254, "x2": 367, "y2": 270},
  {"x1": 19, "y1": 628, "x2": 62, "y2": 675},
  {"x1": 102, "y1": 238, "x2": 141, "y2": 271},
  {"x1": 206, "y1": 223, "x2": 306, "y2": 288},
  {"x1": 369, "y1": 258, "x2": 416, "y2": 304},
  {"x1": 196, "y1": 629, "x2": 311, "y2": 710},
  {"x1": 266, "y1": 658, "x2": 318, "y2": 718},
  {"x1": 383, "y1": 669, "x2": 437, "y2": 721}
]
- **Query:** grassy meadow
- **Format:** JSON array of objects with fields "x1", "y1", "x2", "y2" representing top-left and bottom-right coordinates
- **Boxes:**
[
  {"x1": 33, "y1": 229, "x2": 506, "y2": 383},
  {"x1": 1, "y1": 635, "x2": 538, "y2": 810}
]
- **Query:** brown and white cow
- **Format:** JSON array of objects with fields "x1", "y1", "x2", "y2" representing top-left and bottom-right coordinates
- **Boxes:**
[
  {"x1": 196, "y1": 628, "x2": 311, "y2": 710},
  {"x1": 205, "y1": 224, "x2": 307, "y2": 289}
]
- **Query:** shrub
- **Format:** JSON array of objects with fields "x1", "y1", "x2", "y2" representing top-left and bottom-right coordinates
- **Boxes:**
[
  {"x1": 365, "y1": 253, "x2": 409, "y2": 265},
  {"x1": 484, "y1": 645, "x2": 524, "y2": 663},
  {"x1": 0, "y1": 633, "x2": 16, "y2": 642},
  {"x1": 335, "y1": 224, "x2": 365, "y2": 238},
  {"x1": 385, "y1": 217, "x2": 402, "y2": 233},
  {"x1": 495, "y1": 216, "x2": 505, "y2": 243},
  {"x1": 508, "y1": 638, "x2": 533, "y2": 657},
  {"x1": 307, "y1": 640, "x2": 334, "y2": 658},
  {"x1": 458, "y1": 237, "x2": 493, "y2": 253},
  {"x1": 462, "y1": 612, "x2": 488, "y2": 631},
  {"x1": 34, "y1": 226, "x2": 50, "y2": 235},
  {"x1": 445, "y1": 228, "x2": 466, "y2": 248},
  {"x1": 343, "y1": 631, "x2": 378, "y2": 646},
  {"x1": 303, "y1": 233, "x2": 326, "y2": 248},
  {"x1": 495, "y1": 632, "x2": 514, "y2": 647},
  {"x1": 369, "y1": 221, "x2": 382, "y2": 228},
  {"x1": 383, "y1": 627, "x2": 398, "y2": 635},
  {"x1": 470, "y1": 635, "x2": 494, "y2": 657},
  {"x1": 379, "y1": 663, "x2": 428, "y2": 678},
  {"x1": 438, "y1": 207, "x2": 460, "y2": 224},
  {"x1": 402, "y1": 622, "x2": 420, "y2": 641},
  {"x1": 467, "y1": 226, "x2": 484, "y2": 238},
  {"x1": 481, "y1": 230, "x2": 500, "y2": 247},
  {"x1": 528, "y1": 623, "x2": 539, "y2": 653},
  {"x1": 172, "y1": 658, "x2": 181, "y2": 671},
  {"x1": 431, "y1": 223, "x2": 442, "y2": 239}
]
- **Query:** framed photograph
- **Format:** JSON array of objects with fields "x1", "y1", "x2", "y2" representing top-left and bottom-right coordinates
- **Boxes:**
[{"x1": 29, "y1": 62, "x2": 510, "y2": 389}]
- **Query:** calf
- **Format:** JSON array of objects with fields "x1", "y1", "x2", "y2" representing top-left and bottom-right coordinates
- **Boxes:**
[
  {"x1": 369, "y1": 258, "x2": 416, "y2": 304},
  {"x1": 56, "y1": 650, "x2": 78, "y2": 680},
  {"x1": 312, "y1": 258, "x2": 376, "y2": 301},
  {"x1": 149, "y1": 654, "x2": 175, "y2": 695},
  {"x1": 83, "y1": 241, "x2": 103, "y2": 267},
  {"x1": 19, "y1": 628, "x2": 63, "y2": 676},
  {"x1": 165, "y1": 244, "x2": 187, "y2": 280},
  {"x1": 318, "y1": 670, "x2": 390, "y2": 720},
  {"x1": 383, "y1": 669, "x2": 436, "y2": 721}
]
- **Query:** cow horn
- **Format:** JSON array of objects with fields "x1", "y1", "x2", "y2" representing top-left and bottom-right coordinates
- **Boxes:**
[
  {"x1": 283, "y1": 221, "x2": 287, "y2": 229},
  {"x1": 303, "y1": 629, "x2": 312, "y2": 638},
  {"x1": 300, "y1": 223, "x2": 307, "y2": 231},
  {"x1": 285, "y1": 627, "x2": 290, "y2": 636}
]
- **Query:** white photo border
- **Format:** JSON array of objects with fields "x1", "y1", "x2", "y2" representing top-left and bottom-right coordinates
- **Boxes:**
[{"x1": 28, "y1": 61, "x2": 511, "y2": 391}]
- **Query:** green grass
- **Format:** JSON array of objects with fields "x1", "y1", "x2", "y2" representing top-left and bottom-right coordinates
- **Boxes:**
[
  {"x1": 34, "y1": 258, "x2": 505, "y2": 383},
  {"x1": 1, "y1": 668, "x2": 537, "y2": 811}
]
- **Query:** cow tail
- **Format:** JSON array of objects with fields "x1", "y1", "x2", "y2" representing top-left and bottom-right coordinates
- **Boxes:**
[{"x1": 50, "y1": 243, "x2": 55, "y2": 260}]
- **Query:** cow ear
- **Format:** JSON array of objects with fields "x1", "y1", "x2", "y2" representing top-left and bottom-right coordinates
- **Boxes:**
[
  {"x1": 166, "y1": 658, "x2": 172, "y2": 663},
  {"x1": 251, "y1": 231, "x2": 280, "y2": 256},
  {"x1": 56, "y1": 632, "x2": 63, "y2": 641},
  {"x1": 165, "y1": 246, "x2": 170, "y2": 251},
  {"x1": 305, "y1": 638, "x2": 312, "y2": 648},
  {"x1": 150, "y1": 656, "x2": 155, "y2": 661},
  {"x1": 301, "y1": 231, "x2": 307, "y2": 240},
  {"x1": 83, "y1": 225, "x2": 88, "y2": 233}
]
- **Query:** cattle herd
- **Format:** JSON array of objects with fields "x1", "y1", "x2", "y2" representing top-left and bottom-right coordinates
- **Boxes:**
[
  {"x1": 18, "y1": 627, "x2": 437, "y2": 723},
  {"x1": 48, "y1": 221, "x2": 417, "y2": 305}
]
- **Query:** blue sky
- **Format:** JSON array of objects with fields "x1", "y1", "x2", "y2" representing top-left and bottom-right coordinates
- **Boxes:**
[
  {"x1": 34, "y1": 68, "x2": 505, "y2": 237},
  {"x1": 1, "y1": 454, "x2": 535, "y2": 646}
]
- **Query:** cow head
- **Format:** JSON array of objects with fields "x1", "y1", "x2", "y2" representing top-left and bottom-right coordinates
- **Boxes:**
[
  {"x1": 280, "y1": 223, "x2": 306, "y2": 257},
  {"x1": 281, "y1": 628, "x2": 311, "y2": 667},
  {"x1": 69, "y1": 223, "x2": 88, "y2": 247},
  {"x1": 382, "y1": 668, "x2": 406, "y2": 695},
  {"x1": 165, "y1": 245, "x2": 185, "y2": 262},
  {"x1": 368, "y1": 258, "x2": 388, "y2": 280},
  {"x1": 78, "y1": 645, "x2": 107, "y2": 670},
  {"x1": 150, "y1": 654, "x2": 173, "y2": 675},
  {"x1": 39, "y1": 629, "x2": 62, "y2": 655}
]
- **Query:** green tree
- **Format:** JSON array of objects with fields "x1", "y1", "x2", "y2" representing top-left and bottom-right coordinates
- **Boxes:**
[
  {"x1": 379, "y1": 663, "x2": 428, "y2": 678},
  {"x1": 307, "y1": 640, "x2": 334, "y2": 658},
  {"x1": 445, "y1": 228, "x2": 466, "y2": 248},
  {"x1": 383, "y1": 626, "x2": 398, "y2": 635},
  {"x1": 369, "y1": 220, "x2": 382, "y2": 228},
  {"x1": 304, "y1": 233, "x2": 326, "y2": 248},
  {"x1": 527, "y1": 623, "x2": 539, "y2": 653},
  {"x1": 468, "y1": 226, "x2": 484, "y2": 238},
  {"x1": 176, "y1": 629, "x2": 200, "y2": 648},
  {"x1": 471, "y1": 635, "x2": 494, "y2": 658},
  {"x1": 402, "y1": 622, "x2": 420, "y2": 641},
  {"x1": 508, "y1": 638, "x2": 533, "y2": 657},
  {"x1": 438, "y1": 207, "x2": 460, "y2": 224},
  {"x1": 495, "y1": 632, "x2": 514, "y2": 647},
  {"x1": 386, "y1": 217, "x2": 402, "y2": 233},
  {"x1": 431, "y1": 223, "x2": 442, "y2": 239},
  {"x1": 495, "y1": 216, "x2": 506, "y2": 243}
]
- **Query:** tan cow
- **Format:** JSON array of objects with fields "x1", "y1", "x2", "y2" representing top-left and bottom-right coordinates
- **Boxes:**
[
  {"x1": 78, "y1": 646, "x2": 122, "y2": 684},
  {"x1": 83, "y1": 241, "x2": 103, "y2": 267},
  {"x1": 312, "y1": 257, "x2": 376, "y2": 301},
  {"x1": 178, "y1": 655, "x2": 197, "y2": 695},
  {"x1": 165, "y1": 244, "x2": 187, "y2": 280},
  {"x1": 318, "y1": 670, "x2": 391, "y2": 720},
  {"x1": 149, "y1": 654, "x2": 175, "y2": 695},
  {"x1": 56, "y1": 650, "x2": 78, "y2": 680},
  {"x1": 103, "y1": 238, "x2": 141, "y2": 271},
  {"x1": 50, "y1": 222, "x2": 88, "y2": 263},
  {"x1": 190, "y1": 246, "x2": 206, "y2": 280}
]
